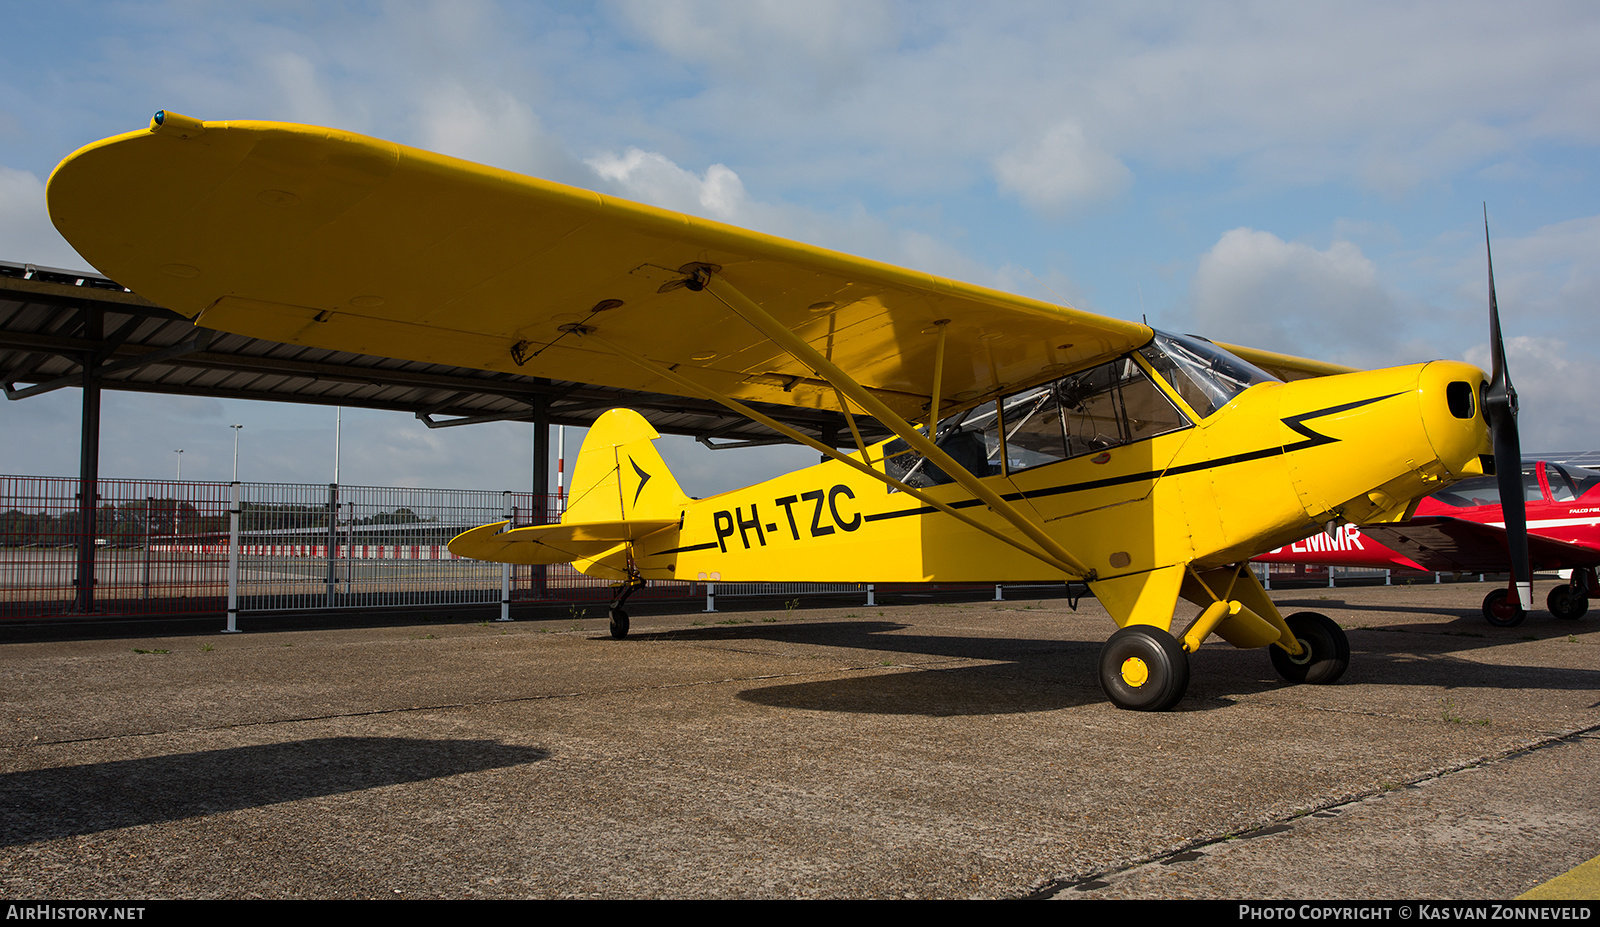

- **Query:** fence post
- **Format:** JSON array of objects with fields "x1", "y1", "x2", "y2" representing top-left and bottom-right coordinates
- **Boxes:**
[
  {"x1": 325, "y1": 482, "x2": 339, "y2": 607},
  {"x1": 499, "y1": 492, "x2": 513, "y2": 622},
  {"x1": 225, "y1": 481, "x2": 241, "y2": 633},
  {"x1": 865, "y1": 584, "x2": 875, "y2": 606},
  {"x1": 704, "y1": 583, "x2": 718, "y2": 612},
  {"x1": 994, "y1": 584, "x2": 1004, "y2": 601}
]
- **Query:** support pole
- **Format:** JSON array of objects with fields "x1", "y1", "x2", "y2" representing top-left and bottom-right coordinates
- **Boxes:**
[
  {"x1": 225, "y1": 481, "x2": 241, "y2": 633},
  {"x1": 325, "y1": 483, "x2": 338, "y2": 607},
  {"x1": 530, "y1": 392, "x2": 550, "y2": 599},
  {"x1": 74, "y1": 309, "x2": 102, "y2": 614},
  {"x1": 500, "y1": 492, "x2": 513, "y2": 622}
]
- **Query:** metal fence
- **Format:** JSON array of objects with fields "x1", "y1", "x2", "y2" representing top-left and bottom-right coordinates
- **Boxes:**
[
  {"x1": 21, "y1": 473, "x2": 1456, "y2": 622},
  {"x1": 0, "y1": 475, "x2": 704, "y2": 621}
]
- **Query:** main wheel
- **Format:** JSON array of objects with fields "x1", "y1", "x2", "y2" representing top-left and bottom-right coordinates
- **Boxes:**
[
  {"x1": 608, "y1": 607, "x2": 630, "y2": 640},
  {"x1": 1482, "y1": 588, "x2": 1525, "y2": 627},
  {"x1": 1547, "y1": 585, "x2": 1589, "y2": 621},
  {"x1": 1098, "y1": 625, "x2": 1190, "y2": 711},
  {"x1": 1270, "y1": 612, "x2": 1350, "y2": 685}
]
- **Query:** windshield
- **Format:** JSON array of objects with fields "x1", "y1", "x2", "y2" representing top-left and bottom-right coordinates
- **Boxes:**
[{"x1": 1137, "y1": 331, "x2": 1279, "y2": 418}]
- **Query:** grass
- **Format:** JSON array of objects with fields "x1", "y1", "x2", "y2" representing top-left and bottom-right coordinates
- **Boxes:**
[{"x1": 1440, "y1": 698, "x2": 1490, "y2": 726}]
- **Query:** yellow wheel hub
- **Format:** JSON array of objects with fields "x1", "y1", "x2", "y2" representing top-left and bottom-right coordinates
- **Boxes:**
[{"x1": 1120, "y1": 656, "x2": 1150, "y2": 687}]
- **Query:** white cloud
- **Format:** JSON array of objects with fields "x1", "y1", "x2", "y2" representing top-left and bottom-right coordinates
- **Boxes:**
[
  {"x1": 587, "y1": 147, "x2": 751, "y2": 221},
  {"x1": 993, "y1": 122, "x2": 1132, "y2": 215},
  {"x1": 415, "y1": 82, "x2": 579, "y2": 180},
  {"x1": 1190, "y1": 228, "x2": 1399, "y2": 365},
  {"x1": 0, "y1": 165, "x2": 91, "y2": 270},
  {"x1": 1464, "y1": 335, "x2": 1600, "y2": 453}
]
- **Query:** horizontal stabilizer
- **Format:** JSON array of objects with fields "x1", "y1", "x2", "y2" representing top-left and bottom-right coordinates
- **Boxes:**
[{"x1": 448, "y1": 518, "x2": 678, "y2": 566}]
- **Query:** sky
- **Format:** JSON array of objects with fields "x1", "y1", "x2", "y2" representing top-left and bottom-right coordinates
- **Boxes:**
[{"x1": 3, "y1": 1, "x2": 1599, "y2": 497}]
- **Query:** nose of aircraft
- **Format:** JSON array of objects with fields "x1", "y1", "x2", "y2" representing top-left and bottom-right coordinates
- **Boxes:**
[{"x1": 1418, "y1": 359, "x2": 1494, "y2": 479}]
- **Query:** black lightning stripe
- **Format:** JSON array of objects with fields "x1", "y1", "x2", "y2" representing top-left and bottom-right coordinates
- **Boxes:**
[
  {"x1": 861, "y1": 392, "x2": 1407, "y2": 522},
  {"x1": 630, "y1": 457, "x2": 652, "y2": 507},
  {"x1": 651, "y1": 392, "x2": 1406, "y2": 550}
]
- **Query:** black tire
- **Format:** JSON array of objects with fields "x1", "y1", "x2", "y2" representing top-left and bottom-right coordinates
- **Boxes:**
[
  {"x1": 608, "y1": 607, "x2": 629, "y2": 640},
  {"x1": 1547, "y1": 585, "x2": 1589, "y2": 621},
  {"x1": 1270, "y1": 611, "x2": 1350, "y2": 685},
  {"x1": 1482, "y1": 588, "x2": 1525, "y2": 627},
  {"x1": 1098, "y1": 625, "x2": 1190, "y2": 711}
]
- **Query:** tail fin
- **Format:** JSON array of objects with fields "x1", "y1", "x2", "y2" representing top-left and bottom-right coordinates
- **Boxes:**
[{"x1": 564, "y1": 409, "x2": 688, "y2": 525}]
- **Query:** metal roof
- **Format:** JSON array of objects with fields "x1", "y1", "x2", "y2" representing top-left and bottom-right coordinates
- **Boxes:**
[{"x1": 0, "y1": 260, "x2": 884, "y2": 448}]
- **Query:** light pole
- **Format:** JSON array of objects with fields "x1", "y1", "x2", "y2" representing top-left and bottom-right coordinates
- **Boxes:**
[
  {"x1": 174, "y1": 448, "x2": 183, "y2": 480},
  {"x1": 230, "y1": 424, "x2": 243, "y2": 481}
]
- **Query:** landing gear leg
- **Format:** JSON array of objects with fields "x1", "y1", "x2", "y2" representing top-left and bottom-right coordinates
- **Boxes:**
[{"x1": 608, "y1": 574, "x2": 646, "y2": 640}]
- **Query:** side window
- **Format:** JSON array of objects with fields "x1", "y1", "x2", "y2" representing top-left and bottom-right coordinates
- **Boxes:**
[
  {"x1": 1004, "y1": 358, "x2": 1188, "y2": 474},
  {"x1": 883, "y1": 400, "x2": 1001, "y2": 489},
  {"x1": 880, "y1": 356, "x2": 1190, "y2": 489}
]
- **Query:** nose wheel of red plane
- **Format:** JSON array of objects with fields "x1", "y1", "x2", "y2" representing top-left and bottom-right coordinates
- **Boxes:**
[
  {"x1": 1098, "y1": 625, "x2": 1190, "y2": 711},
  {"x1": 1482, "y1": 588, "x2": 1525, "y2": 627},
  {"x1": 1269, "y1": 612, "x2": 1350, "y2": 685}
]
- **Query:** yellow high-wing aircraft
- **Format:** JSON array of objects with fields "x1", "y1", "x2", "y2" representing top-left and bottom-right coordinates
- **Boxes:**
[{"x1": 47, "y1": 111, "x2": 1531, "y2": 711}]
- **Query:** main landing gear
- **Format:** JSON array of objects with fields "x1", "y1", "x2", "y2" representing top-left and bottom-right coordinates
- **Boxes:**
[
  {"x1": 1097, "y1": 626, "x2": 1190, "y2": 712},
  {"x1": 1484, "y1": 570, "x2": 1594, "y2": 626},
  {"x1": 1097, "y1": 611, "x2": 1351, "y2": 711},
  {"x1": 1547, "y1": 584, "x2": 1589, "y2": 621}
]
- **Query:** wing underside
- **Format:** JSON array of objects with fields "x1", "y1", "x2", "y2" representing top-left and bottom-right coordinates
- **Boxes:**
[
  {"x1": 1360, "y1": 517, "x2": 1600, "y2": 573},
  {"x1": 47, "y1": 117, "x2": 1187, "y2": 424}
]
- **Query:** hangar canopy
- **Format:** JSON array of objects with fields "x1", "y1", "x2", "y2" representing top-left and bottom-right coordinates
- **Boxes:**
[{"x1": 0, "y1": 259, "x2": 884, "y2": 447}]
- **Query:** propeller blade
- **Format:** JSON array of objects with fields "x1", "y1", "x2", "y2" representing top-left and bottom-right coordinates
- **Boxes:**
[{"x1": 1481, "y1": 208, "x2": 1531, "y2": 610}]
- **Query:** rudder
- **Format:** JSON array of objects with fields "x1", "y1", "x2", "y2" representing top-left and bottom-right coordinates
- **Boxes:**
[{"x1": 563, "y1": 409, "x2": 688, "y2": 525}]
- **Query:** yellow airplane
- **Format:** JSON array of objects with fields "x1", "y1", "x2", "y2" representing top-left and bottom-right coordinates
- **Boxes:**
[{"x1": 46, "y1": 111, "x2": 1531, "y2": 710}]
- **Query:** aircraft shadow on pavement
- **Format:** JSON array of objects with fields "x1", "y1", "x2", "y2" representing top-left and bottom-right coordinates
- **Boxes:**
[
  {"x1": 0, "y1": 736, "x2": 548, "y2": 846},
  {"x1": 622, "y1": 617, "x2": 1600, "y2": 714}
]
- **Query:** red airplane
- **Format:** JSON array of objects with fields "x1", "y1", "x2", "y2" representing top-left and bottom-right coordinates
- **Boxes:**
[{"x1": 1256, "y1": 460, "x2": 1600, "y2": 627}]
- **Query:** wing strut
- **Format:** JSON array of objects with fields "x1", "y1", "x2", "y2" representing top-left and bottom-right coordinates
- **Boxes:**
[
  {"x1": 585, "y1": 331, "x2": 1091, "y2": 578},
  {"x1": 694, "y1": 271, "x2": 1097, "y2": 581}
]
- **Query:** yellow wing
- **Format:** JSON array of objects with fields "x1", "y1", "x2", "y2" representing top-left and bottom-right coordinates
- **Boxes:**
[{"x1": 47, "y1": 113, "x2": 1345, "y2": 422}]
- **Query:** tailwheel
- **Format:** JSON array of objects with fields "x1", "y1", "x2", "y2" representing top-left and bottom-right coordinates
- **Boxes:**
[
  {"x1": 1098, "y1": 625, "x2": 1190, "y2": 711},
  {"x1": 1482, "y1": 588, "x2": 1525, "y2": 627},
  {"x1": 608, "y1": 607, "x2": 630, "y2": 640},
  {"x1": 1546, "y1": 585, "x2": 1588, "y2": 621},
  {"x1": 1270, "y1": 612, "x2": 1350, "y2": 685}
]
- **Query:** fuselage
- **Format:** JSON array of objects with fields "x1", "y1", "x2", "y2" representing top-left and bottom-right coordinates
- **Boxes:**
[{"x1": 621, "y1": 337, "x2": 1495, "y2": 586}]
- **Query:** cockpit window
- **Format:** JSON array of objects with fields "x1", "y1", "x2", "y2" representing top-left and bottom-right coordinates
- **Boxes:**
[
  {"x1": 1137, "y1": 331, "x2": 1279, "y2": 418},
  {"x1": 880, "y1": 355, "x2": 1190, "y2": 489},
  {"x1": 1001, "y1": 356, "x2": 1189, "y2": 472},
  {"x1": 882, "y1": 400, "x2": 1002, "y2": 490},
  {"x1": 1545, "y1": 463, "x2": 1600, "y2": 503},
  {"x1": 1430, "y1": 466, "x2": 1543, "y2": 508}
]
